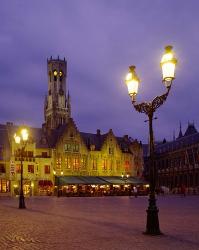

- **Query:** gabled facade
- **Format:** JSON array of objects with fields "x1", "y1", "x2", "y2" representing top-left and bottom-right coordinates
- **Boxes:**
[{"x1": 0, "y1": 57, "x2": 144, "y2": 196}]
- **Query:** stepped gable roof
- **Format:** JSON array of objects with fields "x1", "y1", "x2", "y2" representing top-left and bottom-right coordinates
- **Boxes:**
[
  {"x1": 116, "y1": 136, "x2": 132, "y2": 153},
  {"x1": 184, "y1": 123, "x2": 198, "y2": 137},
  {"x1": 49, "y1": 123, "x2": 68, "y2": 147},
  {"x1": 80, "y1": 132, "x2": 108, "y2": 150}
]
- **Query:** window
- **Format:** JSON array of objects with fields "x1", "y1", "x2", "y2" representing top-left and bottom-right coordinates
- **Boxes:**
[
  {"x1": 16, "y1": 164, "x2": 21, "y2": 173},
  {"x1": 42, "y1": 152, "x2": 48, "y2": 158},
  {"x1": 27, "y1": 151, "x2": 33, "y2": 157},
  {"x1": 125, "y1": 161, "x2": 130, "y2": 172},
  {"x1": 116, "y1": 160, "x2": 120, "y2": 171},
  {"x1": 64, "y1": 144, "x2": 71, "y2": 152},
  {"x1": 56, "y1": 158, "x2": 62, "y2": 170},
  {"x1": 59, "y1": 71, "x2": 63, "y2": 81},
  {"x1": 92, "y1": 158, "x2": 97, "y2": 170},
  {"x1": 109, "y1": 160, "x2": 113, "y2": 171},
  {"x1": 0, "y1": 179, "x2": 9, "y2": 193},
  {"x1": 109, "y1": 147, "x2": 114, "y2": 155},
  {"x1": 73, "y1": 157, "x2": 79, "y2": 170},
  {"x1": 81, "y1": 156, "x2": 87, "y2": 169},
  {"x1": 103, "y1": 159, "x2": 107, "y2": 171},
  {"x1": 53, "y1": 70, "x2": 57, "y2": 81},
  {"x1": 65, "y1": 157, "x2": 71, "y2": 169},
  {"x1": 28, "y1": 165, "x2": 34, "y2": 173},
  {"x1": 44, "y1": 165, "x2": 50, "y2": 174},
  {"x1": 73, "y1": 144, "x2": 79, "y2": 152},
  {"x1": 0, "y1": 164, "x2": 5, "y2": 173}
]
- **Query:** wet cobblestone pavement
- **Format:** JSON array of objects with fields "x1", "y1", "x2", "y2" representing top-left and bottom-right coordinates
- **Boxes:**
[{"x1": 0, "y1": 195, "x2": 199, "y2": 250}]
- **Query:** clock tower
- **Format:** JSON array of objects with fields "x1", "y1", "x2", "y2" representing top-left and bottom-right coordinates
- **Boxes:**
[{"x1": 44, "y1": 56, "x2": 71, "y2": 129}]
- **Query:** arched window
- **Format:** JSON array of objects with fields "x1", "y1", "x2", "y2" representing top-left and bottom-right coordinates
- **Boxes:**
[
  {"x1": 53, "y1": 70, "x2": 58, "y2": 81},
  {"x1": 59, "y1": 71, "x2": 63, "y2": 81}
]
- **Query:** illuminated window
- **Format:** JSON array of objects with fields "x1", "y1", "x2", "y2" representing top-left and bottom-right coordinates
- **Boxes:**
[
  {"x1": 16, "y1": 164, "x2": 21, "y2": 173},
  {"x1": 103, "y1": 159, "x2": 107, "y2": 171},
  {"x1": 59, "y1": 71, "x2": 63, "y2": 81},
  {"x1": 81, "y1": 156, "x2": 87, "y2": 169},
  {"x1": 28, "y1": 165, "x2": 34, "y2": 173},
  {"x1": 44, "y1": 165, "x2": 50, "y2": 174},
  {"x1": 65, "y1": 157, "x2": 71, "y2": 169},
  {"x1": 125, "y1": 161, "x2": 130, "y2": 172},
  {"x1": 92, "y1": 158, "x2": 97, "y2": 170},
  {"x1": 53, "y1": 70, "x2": 58, "y2": 81},
  {"x1": 73, "y1": 157, "x2": 79, "y2": 170},
  {"x1": 0, "y1": 179, "x2": 9, "y2": 193}
]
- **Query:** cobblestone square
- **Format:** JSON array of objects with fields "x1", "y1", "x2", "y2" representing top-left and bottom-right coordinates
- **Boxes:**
[{"x1": 0, "y1": 195, "x2": 199, "y2": 250}]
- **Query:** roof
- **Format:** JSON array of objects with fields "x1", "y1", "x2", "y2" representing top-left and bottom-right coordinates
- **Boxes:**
[
  {"x1": 184, "y1": 123, "x2": 198, "y2": 137},
  {"x1": 156, "y1": 132, "x2": 199, "y2": 154},
  {"x1": 80, "y1": 132, "x2": 108, "y2": 150}
]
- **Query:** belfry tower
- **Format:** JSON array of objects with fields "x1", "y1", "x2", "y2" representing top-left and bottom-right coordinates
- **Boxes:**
[{"x1": 44, "y1": 57, "x2": 71, "y2": 129}]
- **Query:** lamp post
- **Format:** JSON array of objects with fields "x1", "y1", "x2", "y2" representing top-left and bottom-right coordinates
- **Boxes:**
[
  {"x1": 125, "y1": 45, "x2": 177, "y2": 235},
  {"x1": 14, "y1": 128, "x2": 29, "y2": 209}
]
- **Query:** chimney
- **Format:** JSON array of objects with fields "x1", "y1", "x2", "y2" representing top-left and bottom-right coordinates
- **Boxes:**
[{"x1": 97, "y1": 129, "x2": 101, "y2": 136}]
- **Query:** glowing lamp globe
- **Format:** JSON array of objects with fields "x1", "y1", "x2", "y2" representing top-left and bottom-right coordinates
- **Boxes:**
[
  {"x1": 161, "y1": 45, "x2": 177, "y2": 87},
  {"x1": 125, "y1": 65, "x2": 140, "y2": 101}
]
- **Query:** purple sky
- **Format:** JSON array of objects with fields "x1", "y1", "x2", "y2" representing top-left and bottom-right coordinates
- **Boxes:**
[{"x1": 1, "y1": 1, "x2": 199, "y2": 143}]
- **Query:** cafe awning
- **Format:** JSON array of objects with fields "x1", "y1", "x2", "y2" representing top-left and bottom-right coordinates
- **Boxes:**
[{"x1": 55, "y1": 176, "x2": 147, "y2": 186}]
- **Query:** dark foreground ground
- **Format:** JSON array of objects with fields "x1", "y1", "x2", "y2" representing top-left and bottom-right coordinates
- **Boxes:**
[{"x1": 0, "y1": 195, "x2": 199, "y2": 250}]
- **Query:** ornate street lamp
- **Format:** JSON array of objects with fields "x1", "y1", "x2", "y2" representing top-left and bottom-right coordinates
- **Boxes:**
[
  {"x1": 125, "y1": 45, "x2": 177, "y2": 235},
  {"x1": 14, "y1": 127, "x2": 29, "y2": 209}
]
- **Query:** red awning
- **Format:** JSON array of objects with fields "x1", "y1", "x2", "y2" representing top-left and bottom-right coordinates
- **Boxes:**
[{"x1": 38, "y1": 180, "x2": 53, "y2": 187}]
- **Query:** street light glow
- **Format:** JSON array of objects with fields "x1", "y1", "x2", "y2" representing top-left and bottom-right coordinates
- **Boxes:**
[
  {"x1": 21, "y1": 128, "x2": 29, "y2": 141},
  {"x1": 125, "y1": 65, "x2": 140, "y2": 101},
  {"x1": 161, "y1": 45, "x2": 177, "y2": 85}
]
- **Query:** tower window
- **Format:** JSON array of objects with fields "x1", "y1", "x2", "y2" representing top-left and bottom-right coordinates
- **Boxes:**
[
  {"x1": 59, "y1": 71, "x2": 63, "y2": 81},
  {"x1": 53, "y1": 70, "x2": 58, "y2": 81}
]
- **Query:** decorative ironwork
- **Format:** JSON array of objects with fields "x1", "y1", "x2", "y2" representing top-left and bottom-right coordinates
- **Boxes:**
[{"x1": 133, "y1": 86, "x2": 171, "y2": 115}]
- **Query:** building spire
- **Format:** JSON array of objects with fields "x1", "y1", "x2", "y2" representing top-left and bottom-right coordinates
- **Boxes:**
[{"x1": 177, "y1": 121, "x2": 183, "y2": 139}]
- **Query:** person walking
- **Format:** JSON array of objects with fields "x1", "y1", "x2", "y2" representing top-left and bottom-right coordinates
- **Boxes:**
[{"x1": 133, "y1": 186, "x2": 138, "y2": 198}]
